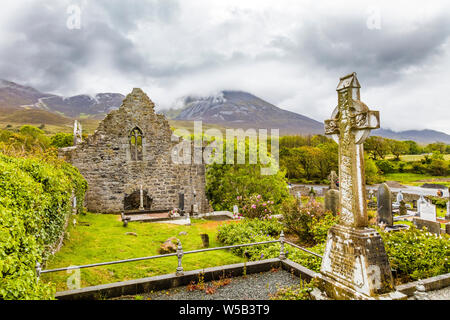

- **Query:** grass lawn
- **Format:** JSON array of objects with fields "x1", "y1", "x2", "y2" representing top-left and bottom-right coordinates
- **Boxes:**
[
  {"x1": 41, "y1": 213, "x2": 244, "y2": 291},
  {"x1": 382, "y1": 173, "x2": 450, "y2": 187}
]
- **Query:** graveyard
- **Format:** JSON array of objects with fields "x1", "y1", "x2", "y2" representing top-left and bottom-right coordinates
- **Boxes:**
[{"x1": 3, "y1": 73, "x2": 444, "y2": 302}]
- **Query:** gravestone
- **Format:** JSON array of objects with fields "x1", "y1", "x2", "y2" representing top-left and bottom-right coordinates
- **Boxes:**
[
  {"x1": 328, "y1": 170, "x2": 338, "y2": 190},
  {"x1": 392, "y1": 190, "x2": 403, "y2": 210},
  {"x1": 414, "y1": 217, "x2": 441, "y2": 235},
  {"x1": 178, "y1": 193, "x2": 185, "y2": 214},
  {"x1": 233, "y1": 205, "x2": 239, "y2": 216},
  {"x1": 308, "y1": 187, "x2": 316, "y2": 203},
  {"x1": 399, "y1": 200, "x2": 407, "y2": 216},
  {"x1": 419, "y1": 201, "x2": 437, "y2": 222},
  {"x1": 324, "y1": 189, "x2": 340, "y2": 216},
  {"x1": 316, "y1": 73, "x2": 399, "y2": 300},
  {"x1": 368, "y1": 189, "x2": 377, "y2": 209},
  {"x1": 417, "y1": 195, "x2": 427, "y2": 216},
  {"x1": 200, "y1": 234, "x2": 210, "y2": 248},
  {"x1": 377, "y1": 183, "x2": 393, "y2": 227}
]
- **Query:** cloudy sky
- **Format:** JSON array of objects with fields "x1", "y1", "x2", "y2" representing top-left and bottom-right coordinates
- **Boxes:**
[{"x1": 0, "y1": 0, "x2": 449, "y2": 133}]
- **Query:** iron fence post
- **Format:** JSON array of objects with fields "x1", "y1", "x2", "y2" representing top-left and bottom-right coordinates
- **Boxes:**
[
  {"x1": 279, "y1": 231, "x2": 286, "y2": 260},
  {"x1": 176, "y1": 240, "x2": 184, "y2": 275}
]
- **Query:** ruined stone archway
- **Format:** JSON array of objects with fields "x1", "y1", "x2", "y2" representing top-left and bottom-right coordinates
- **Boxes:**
[{"x1": 123, "y1": 189, "x2": 152, "y2": 211}]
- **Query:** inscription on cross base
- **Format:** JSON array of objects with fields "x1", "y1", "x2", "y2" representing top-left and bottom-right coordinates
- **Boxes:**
[{"x1": 324, "y1": 72, "x2": 380, "y2": 228}]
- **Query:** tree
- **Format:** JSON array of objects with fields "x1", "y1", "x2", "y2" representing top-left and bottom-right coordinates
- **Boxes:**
[
  {"x1": 426, "y1": 142, "x2": 446, "y2": 154},
  {"x1": 388, "y1": 139, "x2": 409, "y2": 161},
  {"x1": 364, "y1": 136, "x2": 390, "y2": 160},
  {"x1": 404, "y1": 140, "x2": 421, "y2": 155}
]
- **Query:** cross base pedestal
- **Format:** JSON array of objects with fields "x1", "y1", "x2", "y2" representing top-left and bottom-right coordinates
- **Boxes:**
[{"x1": 315, "y1": 225, "x2": 405, "y2": 300}]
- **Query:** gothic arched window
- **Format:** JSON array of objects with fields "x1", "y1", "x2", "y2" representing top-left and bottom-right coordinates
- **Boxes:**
[{"x1": 130, "y1": 127, "x2": 143, "y2": 161}]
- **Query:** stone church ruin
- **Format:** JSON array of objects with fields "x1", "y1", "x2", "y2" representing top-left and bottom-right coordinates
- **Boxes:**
[{"x1": 59, "y1": 88, "x2": 209, "y2": 215}]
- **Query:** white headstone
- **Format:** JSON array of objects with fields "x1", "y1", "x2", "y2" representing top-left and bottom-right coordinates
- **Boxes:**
[
  {"x1": 417, "y1": 195, "x2": 427, "y2": 214},
  {"x1": 396, "y1": 190, "x2": 403, "y2": 203},
  {"x1": 419, "y1": 202, "x2": 436, "y2": 222},
  {"x1": 233, "y1": 205, "x2": 239, "y2": 215}
]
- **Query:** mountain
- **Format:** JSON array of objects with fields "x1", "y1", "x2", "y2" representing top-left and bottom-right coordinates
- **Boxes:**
[
  {"x1": 0, "y1": 80, "x2": 449, "y2": 143},
  {"x1": 164, "y1": 90, "x2": 450, "y2": 143},
  {"x1": 372, "y1": 128, "x2": 450, "y2": 144},
  {"x1": 164, "y1": 90, "x2": 324, "y2": 135},
  {"x1": 0, "y1": 79, "x2": 53, "y2": 111},
  {"x1": 0, "y1": 79, "x2": 124, "y2": 119},
  {"x1": 40, "y1": 93, "x2": 125, "y2": 119}
]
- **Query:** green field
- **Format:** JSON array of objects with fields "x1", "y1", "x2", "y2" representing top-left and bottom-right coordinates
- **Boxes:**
[
  {"x1": 40, "y1": 213, "x2": 244, "y2": 291},
  {"x1": 382, "y1": 173, "x2": 450, "y2": 187},
  {"x1": 385, "y1": 154, "x2": 450, "y2": 161}
]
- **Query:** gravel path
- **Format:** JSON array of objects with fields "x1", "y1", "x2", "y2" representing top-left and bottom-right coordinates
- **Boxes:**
[{"x1": 116, "y1": 269, "x2": 302, "y2": 300}]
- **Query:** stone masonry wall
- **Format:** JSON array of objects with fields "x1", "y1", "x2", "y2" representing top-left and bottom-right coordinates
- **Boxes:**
[{"x1": 59, "y1": 88, "x2": 209, "y2": 214}]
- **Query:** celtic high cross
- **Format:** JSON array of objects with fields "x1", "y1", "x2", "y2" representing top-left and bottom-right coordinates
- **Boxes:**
[{"x1": 324, "y1": 72, "x2": 379, "y2": 228}]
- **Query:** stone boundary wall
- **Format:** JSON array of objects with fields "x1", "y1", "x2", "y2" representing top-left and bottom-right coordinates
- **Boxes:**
[{"x1": 396, "y1": 273, "x2": 450, "y2": 297}]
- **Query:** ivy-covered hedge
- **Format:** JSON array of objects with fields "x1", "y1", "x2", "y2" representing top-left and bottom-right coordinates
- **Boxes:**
[{"x1": 0, "y1": 153, "x2": 87, "y2": 299}]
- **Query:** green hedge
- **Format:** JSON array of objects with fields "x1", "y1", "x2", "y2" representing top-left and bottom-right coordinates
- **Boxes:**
[
  {"x1": 380, "y1": 226, "x2": 450, "y2": 282},
  {"x1": 0, "y1": 154, "x2": 87, "y2": 299},
  {"x1": 217, "y1": 219, "x2": 324, "y2": 272}
]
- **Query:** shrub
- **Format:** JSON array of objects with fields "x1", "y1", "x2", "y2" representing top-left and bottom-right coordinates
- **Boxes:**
[
  {"x1": 0, "y1": 153, "x2": 87, "y2": 299},
  {"x1": 380, "y1": 226, "x2": 450, "y2": 283},
  {"x1": 427, "y1": 159, "x2": 449, "y2": 176},
  {"x1": 236, "y1": 194, "x2": 276, "y2": 219},
  {"x1": 217, "y1": 218, "x2": 324, "y2": 272},
  {"x1": 411, "y1": 162, "x2": 427, "y2": 174},
  {"x1": 50, "y1": 133, "x2": 73, "y2": 148},
  {"x1": 281, "y1": 198, "x2": 339, "y2": 244},
  {"x1": 376, "y1": 160, "x2": 395, "y2": 174}
]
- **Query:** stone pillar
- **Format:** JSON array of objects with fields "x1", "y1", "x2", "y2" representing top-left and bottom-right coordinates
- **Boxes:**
[
  {"x1": 139, "y1": 185, "x2": 144, "y2": 211},
  {"x1": 316, "y1": 73, "x2": 401, "y2": 300}
]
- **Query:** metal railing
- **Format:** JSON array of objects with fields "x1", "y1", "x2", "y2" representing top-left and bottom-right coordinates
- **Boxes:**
[{"x1": 36, "y1": 231, "x2": 322, "y2": 279}]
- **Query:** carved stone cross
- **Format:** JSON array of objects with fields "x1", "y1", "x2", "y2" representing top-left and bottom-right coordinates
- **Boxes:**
[
  {"x1": 324, "y1": 72, "x2": 379, "y2": 228},
  {"x1": 317, "y1": 73, "x2": 400, "y2": 299}
]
